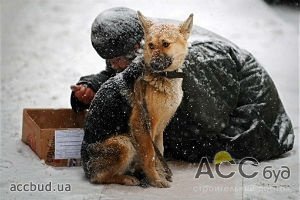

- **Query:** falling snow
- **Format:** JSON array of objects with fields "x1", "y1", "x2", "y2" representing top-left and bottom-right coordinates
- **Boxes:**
[{"x1": 1, "y1": 0, "x2": 299, "y2": 200}]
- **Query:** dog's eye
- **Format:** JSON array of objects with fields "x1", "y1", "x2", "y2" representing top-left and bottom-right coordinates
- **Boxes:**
[
  {"x1": 162, "y1": 41, "x2": 170, "y2": 48},
  {"x1": 148, "y1": 43, "x2": 155, "y2": 49}
]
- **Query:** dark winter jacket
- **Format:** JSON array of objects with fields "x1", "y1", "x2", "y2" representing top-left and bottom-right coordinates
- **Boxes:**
[{"x1": 73, "y1": 25, "x2": 294, "y2": 167}]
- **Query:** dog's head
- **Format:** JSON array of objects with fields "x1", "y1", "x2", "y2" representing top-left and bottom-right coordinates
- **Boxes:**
[{"x1": 137, "y1": 11, "x2": 193, "y2": 72}]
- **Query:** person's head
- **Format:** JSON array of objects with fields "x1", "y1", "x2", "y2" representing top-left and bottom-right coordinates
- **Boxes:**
[{"x1": 91, "y1": 7, "x2": 143, "y2": 71}]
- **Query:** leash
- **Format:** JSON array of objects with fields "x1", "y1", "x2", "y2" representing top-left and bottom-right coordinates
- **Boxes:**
[
  {"x1": 137, "y1": 78, "x2": 173, "y2": 177},
  {"x1": 140, "y1": 80, "x2": 152, "y2": 132}
]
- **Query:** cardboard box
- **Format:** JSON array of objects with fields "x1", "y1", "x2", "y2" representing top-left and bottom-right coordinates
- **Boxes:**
[{"x1": 22, "y1": 108, "x2": 86, "y2": 167}]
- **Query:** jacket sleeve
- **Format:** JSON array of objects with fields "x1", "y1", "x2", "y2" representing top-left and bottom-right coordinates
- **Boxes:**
[
  {"x1": 77, "y1": 62, "x2": 116, "y2": 92},
  {"x1": 82, "y1": 58, "x2": 144, "y2": 144},
  {"x1": 70, "y1": 63, "x2": 116, "y2": 112},
  {"x1": 81, "y1": 61, "x2": 143, "y2": 177}
]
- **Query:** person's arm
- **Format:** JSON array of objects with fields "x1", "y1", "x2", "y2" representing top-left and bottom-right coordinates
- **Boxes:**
[
  {"x1": 70, "y1": 64, "x2": 116, "y2": 112},
  {"x1": 77, "y1": 65, "x2": 116, "y2": 92},
  {"x1": 82, "y1": 60, "x2": 144, "y2": 145}
]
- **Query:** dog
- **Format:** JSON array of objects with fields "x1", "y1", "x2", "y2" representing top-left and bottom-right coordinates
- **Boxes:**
[
  {"x1": 130, "y1": 11, "x2": 193, "y2": 187},
  {"x1": 87, "y1": 12, "x2": 193, "y2": 188}
]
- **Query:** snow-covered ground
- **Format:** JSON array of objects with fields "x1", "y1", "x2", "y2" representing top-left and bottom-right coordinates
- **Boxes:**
[{"x1": 1, "y1": 0, "x2": 299, "y2": 199}]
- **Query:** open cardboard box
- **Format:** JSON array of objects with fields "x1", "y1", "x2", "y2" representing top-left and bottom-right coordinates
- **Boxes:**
[{"x1": 22, "y1": 108, "x2": 86, "y2": 167}]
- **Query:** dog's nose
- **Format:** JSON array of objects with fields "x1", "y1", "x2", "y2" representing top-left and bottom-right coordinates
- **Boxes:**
[
  {"x1": 150, "y1": 55, "x2": 173, "y2": 71},
  {"x1": 152, "y1": 49, "x2": 160, "y2": 57}
]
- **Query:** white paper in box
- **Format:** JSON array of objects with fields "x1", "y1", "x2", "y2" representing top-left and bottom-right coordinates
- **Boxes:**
[{"x1": 54, "y1": 129, "x2": 84, "y2": 159}]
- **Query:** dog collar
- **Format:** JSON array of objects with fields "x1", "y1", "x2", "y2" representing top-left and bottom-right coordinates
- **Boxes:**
[{"x1": 151, "y1": 70, "x2": 185, "y2": 79}]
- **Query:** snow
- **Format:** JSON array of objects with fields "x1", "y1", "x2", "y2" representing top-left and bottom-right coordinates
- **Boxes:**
[{"x1": 1, "y1": 0, "x2": 299, "y2": 200}]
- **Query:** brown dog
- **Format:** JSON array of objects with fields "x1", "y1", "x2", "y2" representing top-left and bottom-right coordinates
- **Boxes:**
[
  {"x1": 130, "y1": 11, "x2": 193, "y2": 187},
  {"x1": 88, "y1": 12, "x2": 193, "y2": 188}
]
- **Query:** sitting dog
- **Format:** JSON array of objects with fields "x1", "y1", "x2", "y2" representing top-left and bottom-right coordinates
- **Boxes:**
[
  {"x1": 88, "y1": 11, "x2": 193, "y2": 188},
  {"x1": 130, "y1": 11, "x2": 193, "y2": 187}
]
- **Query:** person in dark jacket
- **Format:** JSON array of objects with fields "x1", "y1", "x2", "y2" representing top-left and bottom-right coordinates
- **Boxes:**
[
  {"x1": 71, "y1": 7, "x2": 294, "y2": 177},
  {"x1": 71, "y1": 7, "x2": 143, "y2": 112}
]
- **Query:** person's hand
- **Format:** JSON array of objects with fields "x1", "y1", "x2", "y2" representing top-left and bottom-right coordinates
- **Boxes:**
[{"x1": 70, "y1": 84, "x2": 95, "y2": 105}]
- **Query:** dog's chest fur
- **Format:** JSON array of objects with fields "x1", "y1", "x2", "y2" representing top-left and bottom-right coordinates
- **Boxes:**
[{"x1": 143, "y1": 74, "x2": 183, "y2": 137}]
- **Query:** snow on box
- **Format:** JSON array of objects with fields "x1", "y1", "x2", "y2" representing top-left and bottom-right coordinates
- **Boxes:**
[{"x1": 21, "y1": 108, "x2": 86, "y2": 167}]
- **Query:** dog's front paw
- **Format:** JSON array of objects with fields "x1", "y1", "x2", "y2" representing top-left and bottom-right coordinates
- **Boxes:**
[
  {"x1": 123, "y1": 175, "x2": 141, "y2": 186},
  {"x1": 149, "y1": 179, "x2": 170, "y2": 188}
]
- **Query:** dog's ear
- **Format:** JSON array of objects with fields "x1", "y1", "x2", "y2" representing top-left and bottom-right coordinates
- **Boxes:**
[
  {"x1": 137, "y1": 11, "x2": 153, "y2": 34},
  {"x1": 179, "y1": 14, "x2": 193, "y2": 40}
]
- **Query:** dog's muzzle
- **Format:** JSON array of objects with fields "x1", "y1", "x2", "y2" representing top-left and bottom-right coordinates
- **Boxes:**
[{"x1": 150, "y1": 55, "x2": 173, "y2": 71}]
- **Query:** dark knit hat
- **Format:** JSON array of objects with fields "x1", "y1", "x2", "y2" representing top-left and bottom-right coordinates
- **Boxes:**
[{"x1": 91, "y1": 7, "x2": 144, "y2": 59}]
